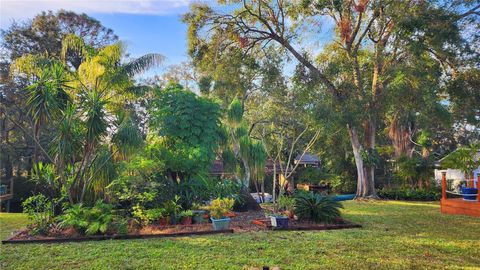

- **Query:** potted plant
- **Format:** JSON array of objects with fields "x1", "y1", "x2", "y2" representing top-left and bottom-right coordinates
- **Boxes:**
[
  {"x1": 179, "y1": 210, "x2": 193, "y2": 225},
  {"x1": 208, "y1": 198, "x2": 234, "y2": 230},
  {"x1": 163, "y1": 196, "x2": 182, "y2": 225},
  {"x1": 191, "y1": 203, "x2": 207, "y2": 224},
  {"x1": 145, "y1": 208, "x2": 165, "y2": 225},
  {"x1": 269, "y1": 214, "x2": 289, "y2": 228},
  {"x1": 278, "y1": 196, "x2": 296, "y2": 219}
]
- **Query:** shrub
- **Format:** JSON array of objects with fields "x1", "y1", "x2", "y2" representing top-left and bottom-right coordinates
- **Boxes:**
[
  {"x1": 295, "y1": 167, "x2": 329, "y2": 185},
  {"x1": 377, "y1": 188, "x2": 441, "y2": 201},
  {"x1": 330, "y1": 174, "x2": 356, "y2": 194},
  {"x1": 114, "y1": 217, "x2": 129, "y2": 236},
  {"x1": 58, "y1": 200, "x2": 114, "y2": 235},
  {"x1": 22, "y1": 194, "x2": 55, "y2": 235},
  {"x1": 163, "y1": 196, "x2": 183, "y2": 223},
  {"x1": 208, "y1": 198, "x2": 234, "y2": 219},
  {"x1": 277, "y1": 196, "x2": 295, "y2": 212},
  {"x1": 294, "y1": 192, "x2": 343, "y2": 223},
  {"x1": 177, "y1": 177, "x2": 242, "y2": 209},
  {"x1": 145, "y1": 208, "x2": 165, "y2": 223}
]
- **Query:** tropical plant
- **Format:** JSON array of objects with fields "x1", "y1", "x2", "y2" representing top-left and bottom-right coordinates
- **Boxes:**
[
  {"x1": 22, "y1": 194, "x2": 55, "y2": 235},
  {"x1": 277, "y1": 196, "x2": 295, "y2": 213},
  {"x1": 162, "y1": 196, "x2": 183, "y2": 222},
  {"x1": 208, "y1": 197, "x2": 234, "y2": 219},
  {"x1": 145, "y1": 208, "x2": 165, "y2": 223},
  {"x1": 294, "y1": 193, "x2": 343, "y2": 223},
  {"x1": 441, "y1": 146, "x2": 480, "y2": 179},
  {"x1": 148, "y1": 83, "x2": 223, "y2": 182},
  {"x1": 10, "y1": 33, "x2": 163, "y2": 205},
  {"x1": 58, "y1": 200, "x2": 114, "y2": 235}
]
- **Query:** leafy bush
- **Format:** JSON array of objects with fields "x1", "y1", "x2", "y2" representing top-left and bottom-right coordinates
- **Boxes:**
[
  {"x1": 22, "y1": 194, "x2": 55, "y2": 235},
  {"x1": 208, "y1": 198, "x2": 234, "y2": 219},
  {"x1": 58, "y1": 200, "x2": 114, "y2": 235},
  {"x1": 177, "y1": 177, "x2": 242, "y2": 208},
  {"x1": 294, "y1": 192, "x2": 343, "y2": 223},
  {"x1": 163, "y1": 196, "x2": 183, "y2": 223},
  {"x1": 295, "y1": 167, "x2": 329, "y2": 185},
  {"x1": 113, "y1": 217, "x2": 129, "y2": 236},
  {"x1": 145, "y1": 208, "x2": 165, "y2": 222},
  {"x1": 330, "y1": 174, "x2": 356, "y2": 194},
  {"x1": 277, "y1": 196, "x2": 295, "y2": 212},
  {"x1": 377, "y1": 188, "x2": 441, "y2": 201}
]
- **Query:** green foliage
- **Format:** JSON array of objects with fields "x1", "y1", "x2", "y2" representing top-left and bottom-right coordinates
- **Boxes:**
[
  {"x1": 227, "y1": 98, "x2": 243, "y2": 125},
  {"x1": 162, "y1": 196, "x2": 183, "y2": 222},
  {"x1": 145, "y1": 208, "x2": 165, "y2": 223},
  {"x1": 441, "y1": 146, "x2": 479, "y2": 175},
  {"x1": 149, "y1": 83, "x2": 223, "y2": 179},
  {"x1": 295, "y1": 167, "x2": 330, "y2": 185},
  {"x1": 179, "y1": 210, "x2": 193, "y2": 218},
  {"x1": 294, "y1": 193, "x2": 343, "y2": 223},
  {"x1": 277, "y1": 196, "x2": 295, "y2": 212},
  {"x1": 30, "y1": 162, "x2": 60, "y2": 196},
  {"x1": 330, "y1": 174, "x2": 357, "y2": 194},
  {"x1": 176, "y1": 177, "x2": 242, "y2": 209},
  {"x1": 377, "y1": 188, "x2": 441, "y2": 201},
  {"x1": 22, "y1": 194, "x2": 55, "y2": 235},
  {"x1": 58, "y1": 200, "x2": 114, "y2": 235},
  {"x1": 108, "y1": 152, "x2": 163, "y2": 210},
  {"x1": 208, "y1": 197, "x2": 234, "y2": 219}
]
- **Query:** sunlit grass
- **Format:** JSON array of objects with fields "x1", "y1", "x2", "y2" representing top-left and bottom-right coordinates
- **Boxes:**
[{"x1": 1, "y1": 201, "x2": 479, "y2": 270}]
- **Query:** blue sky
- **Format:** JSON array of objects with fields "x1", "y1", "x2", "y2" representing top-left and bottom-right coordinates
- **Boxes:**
[{"x1": 0, "y1": 0, "x2": 195, "y2": 77}]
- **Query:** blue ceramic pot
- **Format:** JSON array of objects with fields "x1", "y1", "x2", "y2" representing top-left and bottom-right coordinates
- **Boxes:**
[
  {"x1": 462, "y1": 187, "x2": 478, "y2": 201},
  {"x1": 210, "y1": 217, "x2": 231, "y2": 230},
  {"x1": 270, "y1": 215, "x2": 289, "y2": 228}
]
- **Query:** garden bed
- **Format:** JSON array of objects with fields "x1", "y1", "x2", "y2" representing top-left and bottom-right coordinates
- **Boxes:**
[
  {"x1": 2, "y1": 224, "x2": 234, "y2": 244},
  {"x1": 3, "y1": 210, "x2": 361, "y2": 244}
]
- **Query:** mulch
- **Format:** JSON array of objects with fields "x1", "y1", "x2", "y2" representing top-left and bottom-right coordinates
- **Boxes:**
[{"x1": 2, "y1": 210, "x2": 361, "y2": 244}]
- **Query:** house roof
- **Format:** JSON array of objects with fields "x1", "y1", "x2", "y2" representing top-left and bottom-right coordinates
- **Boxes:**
[
  {"x1": 210, "y1": 158, "x2": 292, "y2": 176},
  {"x1": 294, "y1": 152, "x2": 320, "y2": 164}
]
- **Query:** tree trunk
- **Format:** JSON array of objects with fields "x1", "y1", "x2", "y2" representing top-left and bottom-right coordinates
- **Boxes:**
[
  {"x1": 272, "y1": 162, "x2": 277, "y2": 203},
  {"x1": 348, "y1": 124, "x2": 376, "y2": 198}
]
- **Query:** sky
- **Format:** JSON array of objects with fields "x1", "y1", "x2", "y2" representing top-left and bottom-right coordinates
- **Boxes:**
[{"x1": 0, "y1": 0, "x2": 197, "y2": 77}]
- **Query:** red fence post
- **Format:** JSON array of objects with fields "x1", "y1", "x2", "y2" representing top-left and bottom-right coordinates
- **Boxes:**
[
  {"x1": 441, "y1": 172, "x2": 447, "y2": 200},
  {"x1": 477, "y1": 175, "x2": 480, "y2": 203}
]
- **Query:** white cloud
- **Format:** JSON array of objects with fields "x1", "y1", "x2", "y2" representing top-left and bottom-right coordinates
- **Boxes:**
[{"x1": 0, "y1": 0, "x2": 193, "y2": 27}]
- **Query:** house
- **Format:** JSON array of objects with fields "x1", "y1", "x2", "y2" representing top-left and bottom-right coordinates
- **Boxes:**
[{"x1": 294, "y1": 152, "x2": 320, "y2": 168}]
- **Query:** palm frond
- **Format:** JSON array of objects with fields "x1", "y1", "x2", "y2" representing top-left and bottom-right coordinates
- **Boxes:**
[
  {"x1": 112, "y1": 116, "x2": 144, "y2": 157},
  {"x1": 123, "y1": 53, "x2": 164, "y2": 76}
]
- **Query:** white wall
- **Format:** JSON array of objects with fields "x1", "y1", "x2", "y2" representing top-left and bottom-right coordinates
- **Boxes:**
[{"x1": 435, "y1": 168, "x2": 480, "y2": 188}]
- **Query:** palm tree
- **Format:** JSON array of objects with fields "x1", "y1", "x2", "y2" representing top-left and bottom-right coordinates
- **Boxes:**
[
  {"x1": 58, "y1": 35, "x2": 163, "y2": 204},
  {"x1": 25, "y1": 62, "x2": 70, "y2": 162}
]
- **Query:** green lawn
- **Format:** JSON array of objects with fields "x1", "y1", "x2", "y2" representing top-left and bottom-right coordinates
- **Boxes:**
[{"x1": 1, "y1": 201, "x2": 479, "y2": 270}]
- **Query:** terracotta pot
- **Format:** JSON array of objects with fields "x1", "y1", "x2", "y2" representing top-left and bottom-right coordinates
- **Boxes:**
[
  {"x1": 283, "y1": 210, "x2": 295, "y2": 219},
  {"x1": 181, "y1": 216, "x2": 192, "y2": 225},
  {"x1": 159, "y1": 217, "x2": 170, "y2": 226}
]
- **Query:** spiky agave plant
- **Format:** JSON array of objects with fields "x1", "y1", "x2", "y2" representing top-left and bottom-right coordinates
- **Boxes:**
[{"x1": 294, "y1": 192, "x2": 343, "y2": 223}]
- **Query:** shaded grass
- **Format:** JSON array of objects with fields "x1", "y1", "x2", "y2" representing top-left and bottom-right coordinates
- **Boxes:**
[{"x1": 1, "y1": 201, "x2": 479, "y2": 269}]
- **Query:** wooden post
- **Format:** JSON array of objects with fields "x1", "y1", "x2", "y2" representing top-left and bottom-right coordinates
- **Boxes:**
[
  {"x1": 441, "y1": 172, "x2": 447, "y2": 200},
  {"x1": 477, "y1": 175, "x2": 480, "y2": 203}
]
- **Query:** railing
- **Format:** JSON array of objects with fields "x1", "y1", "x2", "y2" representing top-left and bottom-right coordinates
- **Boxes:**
[{"x1": 441, "y1": 172, "x2": 480, "y2": 202}]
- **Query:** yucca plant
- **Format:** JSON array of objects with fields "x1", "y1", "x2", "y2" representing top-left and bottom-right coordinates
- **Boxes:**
[{"x1": 294, "y1": 192, "x2": 343, "y2": 223}]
